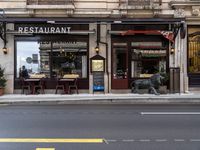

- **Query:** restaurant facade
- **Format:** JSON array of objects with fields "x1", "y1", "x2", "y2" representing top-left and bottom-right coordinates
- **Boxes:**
[{"x1": 0, "y1": 0, "x2": 199, "y2": 94}]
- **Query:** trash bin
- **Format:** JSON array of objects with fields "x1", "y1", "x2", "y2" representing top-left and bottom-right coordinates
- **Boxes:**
[{"x1": 169, "y1": 67, "x2": 180, "y2": 93}]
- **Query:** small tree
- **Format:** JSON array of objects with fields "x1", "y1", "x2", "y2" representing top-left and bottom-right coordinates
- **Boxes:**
[{"x1": 0, "y1": 67, "x2": 6, "y2": 88}]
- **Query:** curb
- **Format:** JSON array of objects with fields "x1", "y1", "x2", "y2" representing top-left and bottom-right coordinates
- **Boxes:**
[{"x1": 1, "y1": 98, "x2": 200, "y2": 105}]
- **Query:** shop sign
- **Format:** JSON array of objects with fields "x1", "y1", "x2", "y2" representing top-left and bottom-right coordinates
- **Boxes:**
[
  {"x1": 134, "y1": 49, "x2": 166, "y2": 55},
  {"x1": 131, "y1": 42, "x2": 162, "y2": 48},
  {"x1": 26, "y1": 57, "x2": 32, "y2": 64},
  {"x1": 93, "y1": 72, "x2": 104, "y2": 92},
  {"x1": 32, "y1": 54, "x2": 38, "y2": 64},
  {"x1": 92, "y1": 60, "x2": 104, "y2": 72},
  {"x1": 17, "y1": 26, "x2": 71, "y2": 34}
]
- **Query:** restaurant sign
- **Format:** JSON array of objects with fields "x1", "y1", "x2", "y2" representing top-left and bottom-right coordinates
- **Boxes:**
[{"x1": 17, "y1": 26, "x2": 71, "y2": 34}]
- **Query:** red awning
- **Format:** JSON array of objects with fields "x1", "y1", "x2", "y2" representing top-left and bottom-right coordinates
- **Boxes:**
[{"x1": 121, "y1": 30, "x2": 174, "y2": 42}]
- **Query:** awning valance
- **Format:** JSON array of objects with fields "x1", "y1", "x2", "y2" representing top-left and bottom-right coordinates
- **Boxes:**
[{"x1": 108, "y1": 30, "x2": 174, "y2": 42}]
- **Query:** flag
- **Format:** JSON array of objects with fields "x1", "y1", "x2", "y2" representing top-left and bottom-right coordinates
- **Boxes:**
[{"x1": 158, "y1": 30, "x2": 174, "y2": 43}]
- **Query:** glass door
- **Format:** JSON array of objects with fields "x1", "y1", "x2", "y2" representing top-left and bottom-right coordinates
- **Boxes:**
[{"x1": 112, "y1": 43, "x2": 128, "y2": 89}]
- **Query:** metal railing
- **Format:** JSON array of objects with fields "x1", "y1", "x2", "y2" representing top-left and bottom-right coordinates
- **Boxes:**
[{"x1": 27, "y1": 0, "x2": 73, "y2": 5}]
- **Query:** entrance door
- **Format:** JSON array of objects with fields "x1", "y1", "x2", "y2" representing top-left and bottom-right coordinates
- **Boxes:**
[
  {"x1": 188, "y1": 27, "x2": 200, "y2": 86},
  {"x1": 188, "y1": 39, "x2": 200, "y2": 86},
  {"x1": 112, "y1": 43, "x2": 128, "y2": 89}
]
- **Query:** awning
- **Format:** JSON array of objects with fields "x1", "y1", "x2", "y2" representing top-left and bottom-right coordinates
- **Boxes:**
[{"x1": 108, "y1": 30, "x2": 174, "y2": 42}]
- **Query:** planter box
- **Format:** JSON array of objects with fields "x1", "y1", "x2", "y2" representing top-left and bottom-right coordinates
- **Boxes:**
[
  {"x1": 159, "y1": 86, "x2": 168, "y2": 94},
  {"x1": 0, "y1": 88, "x2": 4, "y2": 96}
]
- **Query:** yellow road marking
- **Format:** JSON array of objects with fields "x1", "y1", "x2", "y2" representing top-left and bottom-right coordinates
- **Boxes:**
[
  {"x1": 36, "y1": 148, "x2": 55, "y2": 150},
  {"x1": 0, "y1": 138, "x2": 103, "y2": 143}
]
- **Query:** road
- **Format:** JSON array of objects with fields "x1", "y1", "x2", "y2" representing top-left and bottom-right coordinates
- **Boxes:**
[{"x1": 0, "y1": 104, "x2": 200, "y2": 150}]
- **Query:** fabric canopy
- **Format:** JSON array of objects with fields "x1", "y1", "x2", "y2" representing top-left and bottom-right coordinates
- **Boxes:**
[{"x1": 121, "y1": 30, "x2": 174, "y2": 42}]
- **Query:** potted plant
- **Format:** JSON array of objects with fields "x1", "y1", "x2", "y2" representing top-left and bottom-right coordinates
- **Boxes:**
[{"x1": 0, "y1": 67, "x2": 7, "y2": 96}]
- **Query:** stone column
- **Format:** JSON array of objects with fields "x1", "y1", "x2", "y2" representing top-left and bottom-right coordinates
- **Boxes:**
[
  {"x1": 171, "y1": 27, "x2": 188, "y2": 93},
  {"x1": 0, "y1": 23, "x2": 14, "y2": 94},
  {"x1": 89, "y1": 23, "x2": 97, "y2": 94}
]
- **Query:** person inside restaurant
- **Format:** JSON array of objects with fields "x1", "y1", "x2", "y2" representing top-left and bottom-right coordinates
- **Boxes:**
[{"x1": 21, "y1": 65, "x2": 29, "y2": 79}]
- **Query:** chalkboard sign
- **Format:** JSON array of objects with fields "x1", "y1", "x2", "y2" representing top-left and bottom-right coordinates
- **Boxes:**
[{"x1": 93, "y1": 72, "x2": 104, "y2": 92}]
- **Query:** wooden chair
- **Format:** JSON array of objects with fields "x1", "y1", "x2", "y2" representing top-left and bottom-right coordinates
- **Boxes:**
[
  {"x1": 20, "y1": 77, "x2": 31, "y2": 94},
  {"x1": 55, "y1": 78, "x2": 65, "y2": 94},
  {"x1": 68, "y1": 78, "x2": 78, "y2": 94},
  {"x1": 33, "y1": 78, "x2": 45, "y2": 94}
]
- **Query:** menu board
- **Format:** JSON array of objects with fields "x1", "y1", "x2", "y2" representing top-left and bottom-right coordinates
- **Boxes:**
[
  {"x1": 92, "y1": 60, "x2": 104, "y2": 72},
  {"x1": 93, "y1": 72, "x2": 104, "y2": 92}
]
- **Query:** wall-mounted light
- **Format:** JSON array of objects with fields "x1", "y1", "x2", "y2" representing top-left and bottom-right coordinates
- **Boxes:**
[
  {"x1": 59, "y1": 47, "x2": 64, "y2": 54},
  {"x1": 2, "y1": 46, "x2": 7, "y2": 54},
  {"x1": 170, "y1": 43, "x2": 175, "y2": 55},
  {"x1": 95, "y1": 45, "x2": 99, "y2": 54}
]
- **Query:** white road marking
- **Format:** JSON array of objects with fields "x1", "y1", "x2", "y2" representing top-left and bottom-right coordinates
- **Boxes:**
[
  {"x1": 141, "y1": 112, "x2": 200, "y2": 115},
  {"x1": 106, "y1": 139, "x2": 117, "y2": 142},
  {"x1": 174, "y1": 139, "x2": 185, "y2": 142},
  {"x1": 104, "y1": 138, "x2": 200, "y2": 143},
  {"x1": 36, "y1": 148, "x2": 55, "y2": 150},
  {"x1": 155, "y1": 139, "x2": 167, "y2": 142},
  {"x1": 190, "y1": 139, "x2": 200, "y2": 142},
  {"x1": 103, "y1": 139, "x2": 109, "y2": 144},
  {"x1": 122, "y1": 139, "x2": 135, "y2": 142},
  {"x1": 139, "y1": 139, "x2": 150, "y2": 142}
]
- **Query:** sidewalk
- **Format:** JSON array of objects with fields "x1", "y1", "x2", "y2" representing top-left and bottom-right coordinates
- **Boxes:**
[{"x1": 1, "y1": 92, "x2": 200, "y2": 105}]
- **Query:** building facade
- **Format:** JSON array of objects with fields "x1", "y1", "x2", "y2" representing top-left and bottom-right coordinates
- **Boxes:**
[{"x1": 0, "y1": 0, "x2": 199, "y2": 94}]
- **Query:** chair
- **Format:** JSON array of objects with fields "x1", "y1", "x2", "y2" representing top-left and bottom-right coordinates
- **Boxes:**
[
  {"x1": 55, "y1": 78, "x2": 65, "y2": 94},
  {"x1": 33, "y1": 78, "x2": 45, "y2": 94},
  {"x1": 68, "y1": 78, "x2": 78, "y2": 94},
  {"x1": 20, "y1": 77, "x2": 31, "y2": 94}
]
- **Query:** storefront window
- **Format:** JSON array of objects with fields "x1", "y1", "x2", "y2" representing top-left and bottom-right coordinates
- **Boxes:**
[
  {"x1": 51, "y1": 41, "x2": 87, "y2": 78},
  {"x1": 16, "y1": 41, "x2": 88, "y2": 79},
  {"x1": 16, "y1": 41, "x2": 44, "y2": 78},
  {"x1": 131, "y1": 42, "x2": 166, "y2": 78}
]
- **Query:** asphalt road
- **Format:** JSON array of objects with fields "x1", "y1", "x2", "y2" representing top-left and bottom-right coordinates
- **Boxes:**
[{"x1": 0, "y1": 104, "x2": 200, "y2": 150}]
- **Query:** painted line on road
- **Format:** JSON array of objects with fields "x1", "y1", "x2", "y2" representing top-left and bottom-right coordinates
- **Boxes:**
[
  {"x1": 155, "y1": 139, "x2": 167, "y2": 142},
  {"x1": 0, "y1": 138, "x2": 103, "y2": 143},
  {"x1": 106, "y1": 139, "x2": 117, "y2": 142},
  {"x1": 139, "y1": 139, "x2": 151, "y2": 142},
  {"x1": 190, "y1": 139, "x2": 200, "y2": 142},
  {"x1": 174, "y1": 139, "x2": 185, "y2": 142},
  {"x1": 141, "y1": 112, "x2": 200, "y2": 115},
  {"x1": 36, "y1": 148, "x2": 55, "y2": 150},
  {"x1": 103, "y1": 139, "x2": 109, "y2": 144},
  {"x1": 122, "y1": 139, "x2": 135, "y2": 142}
]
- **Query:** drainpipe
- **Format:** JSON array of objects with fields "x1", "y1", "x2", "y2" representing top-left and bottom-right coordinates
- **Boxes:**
[
  {"x1": 99, "y1": 41, "x2": 109, "y2": 93},
  {"x1": 97, "y1": 24, "x2": 109, "y2": 93}
]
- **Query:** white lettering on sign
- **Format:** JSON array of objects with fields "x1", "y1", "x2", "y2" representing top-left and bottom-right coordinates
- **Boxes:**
[{"x1": 17, "y1": 26, "x2": 71, "y2": 34}]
